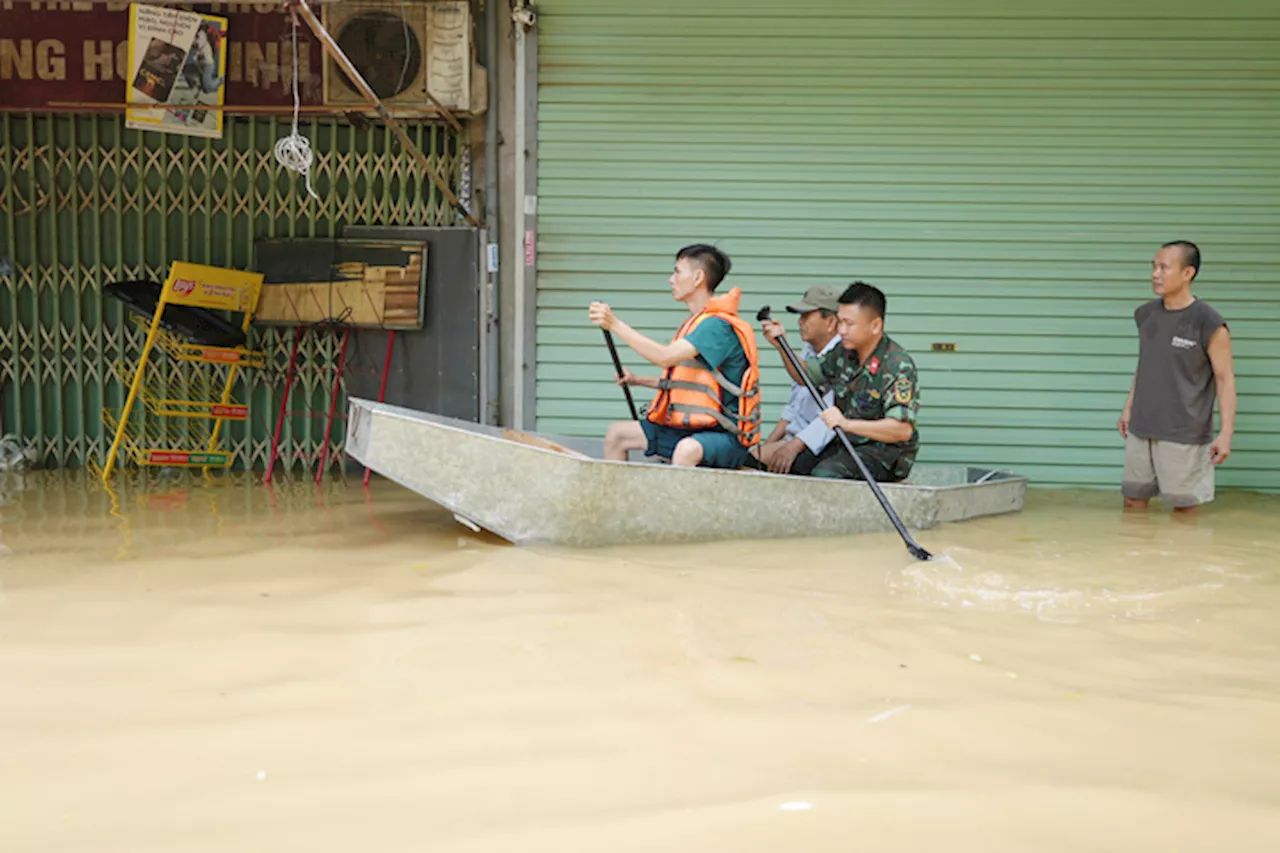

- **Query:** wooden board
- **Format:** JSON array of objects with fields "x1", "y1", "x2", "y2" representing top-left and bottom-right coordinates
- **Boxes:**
[
  {"x1": 501, "y1": 429, "x2": 589, "y2": 459},
  {"x1": 252, "y1": 239, "x2": 427, "y2": 329}
]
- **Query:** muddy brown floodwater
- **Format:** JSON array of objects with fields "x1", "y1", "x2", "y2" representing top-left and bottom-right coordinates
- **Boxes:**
[{"x1": 1, "y1": 471, "x2": 1278, "y2": 852}]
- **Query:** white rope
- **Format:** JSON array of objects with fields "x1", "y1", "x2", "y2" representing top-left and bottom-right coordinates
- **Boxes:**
[{"x1": 274, "y1": 17, "x2": 320, "y2": 200}]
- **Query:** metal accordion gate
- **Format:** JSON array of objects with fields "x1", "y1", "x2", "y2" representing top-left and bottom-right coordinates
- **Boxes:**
[{"x1": 0, "y1": 112, "x2": 466, "y2": 473}]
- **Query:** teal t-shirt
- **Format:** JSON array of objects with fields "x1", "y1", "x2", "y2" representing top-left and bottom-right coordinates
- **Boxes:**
[{"x1": 684, "y1": 317, "x2": 748, "y2": 413}]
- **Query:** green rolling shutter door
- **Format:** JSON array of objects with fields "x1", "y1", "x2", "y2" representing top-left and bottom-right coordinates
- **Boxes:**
[{"x1": 534, "y1": 0, "x2": 1280, "y2": 490}]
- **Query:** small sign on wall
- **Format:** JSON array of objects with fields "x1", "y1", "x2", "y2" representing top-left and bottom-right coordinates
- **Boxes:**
[{"x1": 125, "y1": 3, "x2": 228, "y2": 138}]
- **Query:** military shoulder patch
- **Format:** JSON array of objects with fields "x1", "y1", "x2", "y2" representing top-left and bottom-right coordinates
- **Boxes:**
[{"x1": 893, "y1": 375, "x2": 914, "y2": 404}]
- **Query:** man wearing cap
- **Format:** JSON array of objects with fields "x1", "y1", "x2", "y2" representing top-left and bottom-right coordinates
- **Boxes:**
[
  {"x1": 761, "y1": 281, "x2": 920, "y2": 482},
  {"x1": 759, "y1": 285, "x2": 842, "y2": 475}
]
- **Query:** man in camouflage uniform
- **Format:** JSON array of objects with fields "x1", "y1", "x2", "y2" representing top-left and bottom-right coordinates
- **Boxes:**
[{"x1": 761, "y1": 281, "x2": 919, "y2": 481}]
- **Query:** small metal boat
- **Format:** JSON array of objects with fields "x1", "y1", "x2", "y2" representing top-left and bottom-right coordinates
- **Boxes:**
[{"x1": 345, "y1": 398, "x2": 1028, "y2": 548}]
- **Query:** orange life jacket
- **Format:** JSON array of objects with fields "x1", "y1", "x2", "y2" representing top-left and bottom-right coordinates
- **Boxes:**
[{"x1": 646, "y1": 287, "x2": 762, "y2": 448}]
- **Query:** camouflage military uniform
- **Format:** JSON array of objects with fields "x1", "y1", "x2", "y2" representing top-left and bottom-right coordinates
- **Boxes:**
[{"x1": 802, "y1": 335, "x2": 920, "y2": 482}]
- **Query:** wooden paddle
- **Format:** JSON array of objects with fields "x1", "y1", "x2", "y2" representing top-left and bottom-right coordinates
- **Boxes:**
[{"x1": 757, "y1": 306, "x2": 932, "y2": 561}]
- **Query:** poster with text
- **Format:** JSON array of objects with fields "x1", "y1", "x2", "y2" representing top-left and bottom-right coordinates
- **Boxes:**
[{"x1": 125, "y1": 3, "x2": 228, "y2": 139}]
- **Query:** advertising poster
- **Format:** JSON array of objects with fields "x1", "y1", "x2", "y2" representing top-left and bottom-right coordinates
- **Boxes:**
[
  {"x1": 125, "y1": 3, "x2": 228, "y2": 138},
  {"x1": 0, "y1": 3, "x2": 324, "y2": 113}
]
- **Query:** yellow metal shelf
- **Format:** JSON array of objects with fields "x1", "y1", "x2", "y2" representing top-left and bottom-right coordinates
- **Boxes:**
[
  {"x1": 101, "y1": 408, "x2": 235, "y2": 469},
  {"x1": 109, "y1": 361, "x2": 249, "y2": 421},
  {"x1": 128, "y1": 315, "x2": 265, "y2": 369}
]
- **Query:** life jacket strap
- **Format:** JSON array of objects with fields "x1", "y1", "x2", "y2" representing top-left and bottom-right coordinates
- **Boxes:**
[{"x1": 668, "y1": 403, "x2": 762, "y2": 438}]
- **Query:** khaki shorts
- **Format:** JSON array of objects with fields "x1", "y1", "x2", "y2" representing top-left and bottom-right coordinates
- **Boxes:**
[{"x1": 1122, "y1": 434, "x2": 1214, "y2": 507}]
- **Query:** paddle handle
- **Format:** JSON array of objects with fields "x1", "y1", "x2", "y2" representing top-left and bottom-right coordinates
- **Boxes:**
[
  {"x1": 758, "y1": 306, "x2": 932, "y2": 561},
  {"x1": 603, "y1": 330, "x2": 641, "y2": 421}
]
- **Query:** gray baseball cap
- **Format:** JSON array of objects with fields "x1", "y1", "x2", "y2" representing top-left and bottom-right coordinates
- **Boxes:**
[{"x1": 786, "y1": 285, "x2": 840, "y2": 314}]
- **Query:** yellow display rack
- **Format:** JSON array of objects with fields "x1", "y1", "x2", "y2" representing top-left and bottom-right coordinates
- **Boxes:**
[
  {"x1": 109, "y1": 358, "x2": 249, "y2": 420},
  {"x1": 132, "y1": 315, "x2": 267, "y2": 370},
  {"x1": 101, "y1": 262, "x2": 265, "y2": 481}
]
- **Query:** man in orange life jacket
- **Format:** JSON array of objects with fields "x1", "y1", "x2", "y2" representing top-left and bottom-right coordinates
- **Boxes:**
[{"x1": 588, "y1": 244, "x2": 762, "y2": 469}]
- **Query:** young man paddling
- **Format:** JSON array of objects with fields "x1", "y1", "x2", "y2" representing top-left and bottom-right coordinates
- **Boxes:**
[
  {"x1": 588, "y1": 245, "x2": 762, "y2": 469},
  {"x1": 1119, "y1": 241, "x2": 1236, "y2": 513},
  {"x1": 761, "y1": 282, "x2": 920, "y2": 482}
]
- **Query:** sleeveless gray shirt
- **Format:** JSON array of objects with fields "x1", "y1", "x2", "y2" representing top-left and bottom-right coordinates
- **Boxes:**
[{"x1": 1129, "y1": 298, "x2": 1226, "y2": 445}]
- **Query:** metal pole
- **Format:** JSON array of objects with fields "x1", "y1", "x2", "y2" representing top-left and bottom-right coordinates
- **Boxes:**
[
  {"x1": 284, "y1": 0, "x2": 480, "y2": 228},
  {"x1": 102, "y1": 276, "x2": 169, "y2": 481},
  {"x1": 264, "y1": 327, "x2": 303, "y2": 484},
  {"x1": 314, "y1": 327, "x2": 350, "y2": 484},
  {"x1": 480, "y1": 0, "x2": 502, "y2": 426},
  {"x1": 363, "y1": 330, "x2": 395, "y2": 488},
  {"x1": 512, "y1": 3, "x2": 538, "y2": 429}
]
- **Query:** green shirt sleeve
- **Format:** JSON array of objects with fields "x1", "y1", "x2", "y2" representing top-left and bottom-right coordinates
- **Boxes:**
[
  {"x1": 803, "y1": 347, "x2": 839, "y2": 391},
  {"x1": 683, "y1": 317, "x2": 738, "y2": 370},
  {"x1": 880, "y1": 357, "x2": 920, "y2": 424},
  {"x1": 803, "y1": 357, "x2": 825, "y2": 390}
]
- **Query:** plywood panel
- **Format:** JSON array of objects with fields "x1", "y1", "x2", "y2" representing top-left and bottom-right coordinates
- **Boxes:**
[{"x1": 253, "y1": 239, "x2": 427, "y2": 329}]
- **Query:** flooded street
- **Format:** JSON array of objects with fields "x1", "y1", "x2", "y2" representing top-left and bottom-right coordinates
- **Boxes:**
[{"x1": 1, "y1": 472, "x2": 1277, "y2": 852}]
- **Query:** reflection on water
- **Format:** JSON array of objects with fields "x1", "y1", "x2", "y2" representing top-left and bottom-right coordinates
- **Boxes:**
[
  {"x1": 0, "y1": 473, "x2": 1278, "y2": 852},
  {"x1": 0, "y1": 469, "x2": 480, "y2": 564}
]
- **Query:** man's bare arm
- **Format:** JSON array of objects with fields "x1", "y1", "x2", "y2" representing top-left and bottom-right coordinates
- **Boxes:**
[
  {"x1": 615, "y1": 368, "x2": 662, "y2": 390},
  {"x1": 766, "y1": 420, "x2": 791, "y2": 444},
  {"x1": 590, "y1": 302, "x2": 697, "y2": 369},
  {"x1": 1207, "y1": 326, "x2": 1236, "y2": 464}
]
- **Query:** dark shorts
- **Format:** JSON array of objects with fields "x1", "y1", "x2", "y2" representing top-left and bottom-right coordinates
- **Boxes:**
[
  {"x1": 640, "y1": 421, "x2": 751, "y2": 470},
  {"x1": 789, "y1": 440, "x2": 912, "y2": 482}
]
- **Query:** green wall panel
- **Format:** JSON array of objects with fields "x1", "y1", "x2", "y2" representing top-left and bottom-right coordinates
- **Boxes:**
[{"x1": 534, "y1": 0, "x2": 1280, "y2": 490}]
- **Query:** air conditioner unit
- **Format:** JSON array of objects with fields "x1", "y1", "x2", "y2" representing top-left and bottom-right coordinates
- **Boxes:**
[{"x1": 322, "y1": 0, "x2": 478, "y2": 114}]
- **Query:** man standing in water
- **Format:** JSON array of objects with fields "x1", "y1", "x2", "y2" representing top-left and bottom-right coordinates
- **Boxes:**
[
  {"x1": 758, "y1": 285, "x2": 841, "y2": 475},
  {"x1": 589, "y1": 244, "x2": 762, "y2": 468},
  {"x1": 761, "y1": 282, "x2": 919, "y2": 481},
  {"x1": 1119, "y1": 241, "x2": 1237, "y2": 513}
]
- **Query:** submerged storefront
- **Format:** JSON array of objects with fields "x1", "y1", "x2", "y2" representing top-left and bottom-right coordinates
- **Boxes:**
[{"x1": 512, "y1": 0, "x2": 1279, "y2": 490}]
